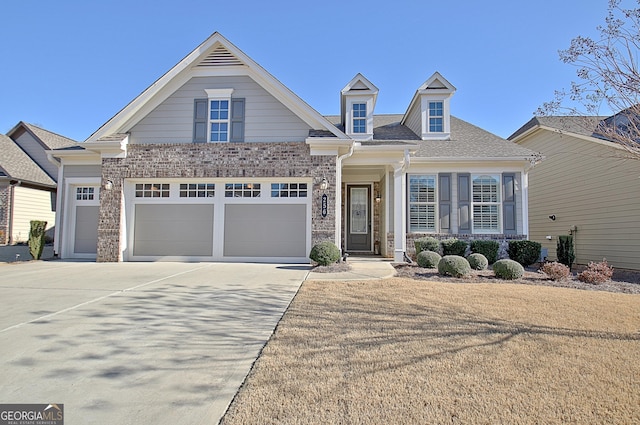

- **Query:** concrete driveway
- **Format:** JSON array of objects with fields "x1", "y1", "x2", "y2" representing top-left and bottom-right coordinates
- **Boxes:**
[{"x1": 0, "y1": 261, "x2": 309, "y2": 424}]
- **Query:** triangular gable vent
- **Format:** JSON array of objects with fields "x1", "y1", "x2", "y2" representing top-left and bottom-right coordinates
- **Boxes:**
[
  {"x1": 427, "y1": 78, "x2": 447, "y2": 89},
  {"x1": 196, "y1": 44, "x2": 245, "y2": 67}
]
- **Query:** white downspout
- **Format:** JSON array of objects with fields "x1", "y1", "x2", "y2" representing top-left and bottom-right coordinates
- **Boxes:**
[{"x1": 335, "y1": 143, "x2": 355, "y2": 250}]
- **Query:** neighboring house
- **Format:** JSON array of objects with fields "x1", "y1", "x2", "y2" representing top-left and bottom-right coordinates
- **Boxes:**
[
  {"x1": 509, "y1": 115, "x2": 640, "y2": 270},
  {"x1": 49, "y1": 32, "x2": 539, "y2": 263},
  {"x1": 0, "y1": 122, "x2": 78, "y2": 244}
]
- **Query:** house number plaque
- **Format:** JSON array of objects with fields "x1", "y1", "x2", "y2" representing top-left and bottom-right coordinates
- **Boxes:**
[{"x1": 321, "y1": 194, "x2": 328, "y2": 217}]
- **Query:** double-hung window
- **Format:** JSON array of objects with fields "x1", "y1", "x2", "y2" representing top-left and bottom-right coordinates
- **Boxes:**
[
  {"x1": 428, "y1": 101, "x2": 444, "y2": 133},
  {"x1": 472, "y1": 174, "x2": 500, "y2": 232},
  {"x1": 209, "y1": 100, "x2": 229, "y2": 142},
  {"x1": 353, "y1": 103, "x2": 366, "y2": 133},
  {"x1": 409, "y1": 175, "x2": 437, "y2": 232}
]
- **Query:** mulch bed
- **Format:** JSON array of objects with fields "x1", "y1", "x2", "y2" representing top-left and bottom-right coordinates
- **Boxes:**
[{"x1": 393, "y1": 263, "x2": 640, "y2": 294}]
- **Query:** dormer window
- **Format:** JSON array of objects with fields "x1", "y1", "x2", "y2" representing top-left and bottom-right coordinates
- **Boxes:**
[
  {"x1": 401, "y1": 72, "x2": 456, "y2": 141},
  {"x1": 340, "y1": 74, "x2": 379, "y2": 140},
  {"x1": 428, "y1": 101, "x2": 444, "y2": 133},
  {"x1": 353, "y1": 103, "x2": 367, "y2": 133}
]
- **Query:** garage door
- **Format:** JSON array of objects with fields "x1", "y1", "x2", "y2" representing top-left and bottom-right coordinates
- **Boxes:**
[
  {"x1": 127, "y1": 180, "x2": 310, "y2": 262},
  {"x1": 133, "y1": 204, "x2": 214, "y2": 257},
  {"x1": 224, "y1": 204, "x2": 307, "y2": 257}
]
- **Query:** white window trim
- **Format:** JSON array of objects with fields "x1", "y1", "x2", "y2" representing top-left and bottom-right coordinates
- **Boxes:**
[
  {"x1": 420, "y1": 96, "x2": 451, "y2": 140},
  {"x1": 205, "y1": 88, "x2": 234, "y2": 143},
  {"x1": 471, "y1": 174, "x2": 502, "y2": 234},
  {"x1": 345, "y1": 96, "x2": 373, "y2": 139},
  {"x1": 408, "y1": 174, "x2": 438, "y2": 233}
]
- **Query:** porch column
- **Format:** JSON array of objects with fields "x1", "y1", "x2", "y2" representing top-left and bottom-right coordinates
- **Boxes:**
[{"x1": 393, "y1": 164, "x2": 406, "y2": 262}]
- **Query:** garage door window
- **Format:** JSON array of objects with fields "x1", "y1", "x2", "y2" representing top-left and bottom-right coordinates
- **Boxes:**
[
  {"x1": 271, "y1": 183, "x2": 307, "y2": 198},
  {"x1": 136, "y1": 183, "x2": 170, "y2": 198},
  {"x1": 180, "y1": 183, "x2": 215, "y2": 198},
  {"x1": 76, "y1": 187, "x2": 96, "y2": 201},
  {"x1": 225, "y1": 183, "x2": 261, "y2": 198}
]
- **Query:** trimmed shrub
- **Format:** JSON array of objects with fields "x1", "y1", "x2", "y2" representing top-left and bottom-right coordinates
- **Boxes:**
[
  {"x1": 540, "y1": 261, "x2": 571, "y2": 281},
  {"x1": 470, "y1": 240, "x2": 500, "y2": 264},
  {"x1": 507, "y1": 240, "x2": 541, "y2": 267},
  {"x1": 309, "y1": 241, "x2": 341, "y2": 266},
  {"x1": 437, "y1": 255, "x2": 472, "y2": 278},
  {"x1": 467, "y1": 253, "x2": 489, "y2": 270},
  {"x1": 414, "y1": 237, "x2": 440, "y2": 254},
  {"x1": 28, "y1": 220, "x2": 47, "y2": 260},
  {"x1": 557, "y1": 235, "x2": 575, "y2": 269},
  {"x1": 577, "y1": 259, "x2": 614, "y2": 284},
  {"x1": 441, "y1": 238, "x2": 468, "y2": 257},
  {"x1": 493, "y1": 259, "x2": 525, "y2": 280},
  {"x1": 417, "y1": 250, "x2": 441, "y2": 268}
]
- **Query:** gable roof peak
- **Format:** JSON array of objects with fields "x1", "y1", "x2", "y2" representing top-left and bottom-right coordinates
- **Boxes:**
[
  {"x1": 418, "y1": 71, "x2": 456, "y2": 93},
  {"x1": 341, "y1": 73, "x2": 379, "y2": 94}
]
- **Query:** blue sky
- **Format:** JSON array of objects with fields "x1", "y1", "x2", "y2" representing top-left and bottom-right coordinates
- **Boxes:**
[{"x1": 1, "y1": 0, "x2": 609, "y2": 142}]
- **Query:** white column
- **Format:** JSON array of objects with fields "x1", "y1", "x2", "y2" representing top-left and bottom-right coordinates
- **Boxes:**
[
  {"x1": 393, "y1": 164, "x2": 406, "y2": 262},
  {"x1": 521, "y1": 171, "x2": 530, "y2": 238}
]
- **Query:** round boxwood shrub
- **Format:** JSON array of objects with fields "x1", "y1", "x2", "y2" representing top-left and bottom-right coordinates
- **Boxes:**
[
  {"x1": 417, "y1": 250, "x2": 441, "y2": 268},
  {"x1": 493, "y1": 259, "x2": 525, "y2": 280},
  {"x1": 467, "y1": 253, "x2": 488, "y2": 270},
  {"x1": 437, "y1": 255, "x2": 472, "y2": 278},
  {"x1": 414, "y1": 236, "x2": 440, "y2": 254},
  {"x1": 309, "y1": 241, "x2": 341, "y2": 266}
]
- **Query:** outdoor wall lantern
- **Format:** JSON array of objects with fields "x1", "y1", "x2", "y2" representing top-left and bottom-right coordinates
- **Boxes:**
[
  {"x1": 320, "y1": 177, "x2": 329, "y2": 191},
  {"x1": 104, "y1": 180, "x2": 114, "y2": 191},
  {"x1": 548, "y1": 214, "x2": 556, "y2": 221},
  {"x1": 375, "y1": 192, "x2": 382, "y2": 203}
]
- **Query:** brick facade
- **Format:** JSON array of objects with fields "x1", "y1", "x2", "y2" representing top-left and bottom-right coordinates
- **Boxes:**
[{"x1": 97, "y1": 142, "x2": 336, "y2": 262}]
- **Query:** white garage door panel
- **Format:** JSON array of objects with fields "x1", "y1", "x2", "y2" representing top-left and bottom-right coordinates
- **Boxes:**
[
  {"x1": 74, "y1": 206, "x2": 99, "y2": 254},
  {"x1": 134, "y1": 204, "x2": 214, "y2": 257},
  {"x1": 224, "y1": 204, "x2": 306, "y2": 257}
]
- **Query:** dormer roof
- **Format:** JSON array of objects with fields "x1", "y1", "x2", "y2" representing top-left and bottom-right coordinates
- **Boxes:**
[
  {"x1": 340, "y1": 73, "x2": 379, "y2": 126},
  {"x1": 401, "y1": 71, "x2": 456, "y2": 125}
]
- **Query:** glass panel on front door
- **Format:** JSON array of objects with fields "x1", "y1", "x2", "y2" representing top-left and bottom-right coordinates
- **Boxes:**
[{"x1": 350, "y1": 187, "x2": 368, "y2": 234}]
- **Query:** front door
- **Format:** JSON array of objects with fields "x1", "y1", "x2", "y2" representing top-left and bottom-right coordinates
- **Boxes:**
[{"x1": 346, "y1": 185, "x2": 371, "y2": 251}]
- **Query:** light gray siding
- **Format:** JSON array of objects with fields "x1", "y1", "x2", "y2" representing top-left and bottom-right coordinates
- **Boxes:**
[
  {"x1": 129, "y1": 76, "x2": 312, "y2": 144},
  {"x1": 404, "y1": 102, "x2": 422, "y2": 138},
  {"x1": 14, "y1": 132, "x2": 57, "y2": 180},
  {"x1": 518, "y1": 130, "x2": 640, "y2": 270},
  {"x1": 63, "y1": 165, "x2": 102, "y2": 178}
]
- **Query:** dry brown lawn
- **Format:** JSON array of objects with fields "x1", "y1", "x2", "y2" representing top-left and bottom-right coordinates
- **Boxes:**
[{"x1": 220, "y1": 278, "x2": 640, "y2": 425}]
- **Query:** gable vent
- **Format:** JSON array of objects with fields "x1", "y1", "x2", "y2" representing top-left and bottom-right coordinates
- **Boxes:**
[{"x1": 196, "y1": 45, "x2": 245, "y2": 67}]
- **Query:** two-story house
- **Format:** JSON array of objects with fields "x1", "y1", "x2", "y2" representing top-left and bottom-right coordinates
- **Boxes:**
[{"x1": 49, "y1": 32, "x2": 539, "y2": 263}]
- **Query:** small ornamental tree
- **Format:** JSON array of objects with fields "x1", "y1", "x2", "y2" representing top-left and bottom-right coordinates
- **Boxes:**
[
  {"x1": 557, "y1": 235, "x2": 575, "y2": 269},
  {"x1": 28, "y1": 220, "x2": 47, "y2": 260}
]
